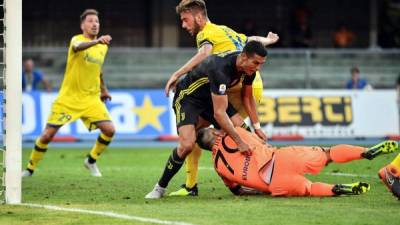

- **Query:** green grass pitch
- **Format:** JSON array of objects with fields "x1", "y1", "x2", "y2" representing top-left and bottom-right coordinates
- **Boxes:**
[{"x1": 1, "y1": 146, "x2": 399, "y2": 225}]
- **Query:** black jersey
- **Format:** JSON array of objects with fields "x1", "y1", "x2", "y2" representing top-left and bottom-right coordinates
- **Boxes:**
[{"x1": 175, "y1": 51, "x2": 256, "y2": 100}]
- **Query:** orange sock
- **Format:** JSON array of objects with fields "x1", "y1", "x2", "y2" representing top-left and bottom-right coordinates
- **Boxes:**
[
  {"x1": 310, "y1": 182, "x2": 335, "y2": 196},
  {"x1": 330, "y1": 145, "x2": 365, "y2": 163}
]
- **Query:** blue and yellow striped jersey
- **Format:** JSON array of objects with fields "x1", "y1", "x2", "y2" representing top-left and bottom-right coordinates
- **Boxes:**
[{"x1": 196, "y1": 22, "x2": 247, "y2": 54}]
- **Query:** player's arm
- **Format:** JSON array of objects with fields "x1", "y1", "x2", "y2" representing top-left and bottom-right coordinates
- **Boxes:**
[
  {"x1": 247, "y1": 32, "x2": 279, "y2": 46},
  {"x1": 165, "y1": 43, "x2": 213, "y2": 96},
  {"x1": 211, "y1": 93, "x2": 250, "y2": 153},
  {"x1": 241, "y1": 74, "x2": 267, "y2": 141},
  {"x1": 100, "y1": 71, "x2": 111, "y2": 102},
  {"x1": 72, "y1": 35, "x2": 112, "y2": 52}
]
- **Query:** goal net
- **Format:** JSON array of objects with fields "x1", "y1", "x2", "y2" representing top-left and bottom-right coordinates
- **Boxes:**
[{"x1": 1, "y1": 0, "x2": 22, "y2": 204}]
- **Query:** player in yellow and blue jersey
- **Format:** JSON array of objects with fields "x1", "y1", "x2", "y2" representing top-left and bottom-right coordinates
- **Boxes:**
[
  {"x1": 165, "y1": 0, "x2": 279, "y2": 196},
  {"x1": 22, "y1": 9, "x2": 115, "y2": 178}
]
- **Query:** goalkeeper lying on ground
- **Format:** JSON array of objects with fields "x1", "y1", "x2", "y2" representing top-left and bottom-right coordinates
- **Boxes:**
[{"x1": 196, "y1": 127, "x2": 398, "y2": 197}]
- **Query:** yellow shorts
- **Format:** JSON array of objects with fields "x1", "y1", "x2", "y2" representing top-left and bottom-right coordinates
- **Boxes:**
[
  {"x1": 47, "y1": 99, "x2": 112, "y2": 131},
  {"x1": 227, "y1": 71, "x2": 264, "y2": 119}
]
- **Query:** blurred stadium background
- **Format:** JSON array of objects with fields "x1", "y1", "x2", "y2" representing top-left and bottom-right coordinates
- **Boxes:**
[
  {"x1": 19, "y1": 0, "x2": 400, "y2": 144},
  {"x1": 23, "y1": 0, "x2": 400, "y2": 89}
]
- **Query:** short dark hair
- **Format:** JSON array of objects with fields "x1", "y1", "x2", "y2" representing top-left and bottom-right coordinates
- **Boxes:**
[
  {"x1": 350, "y1": 67, "x2": 360, "y2": 74},
  {"x1": 176, "y1": 0, "x2": 208, "y2": 17},
  {"x1": 242, "y1": 41, "x2": 268, "y2": 58},
  {"x1": 196, "y1": 128, "x2": 213, "y2": 151},
  {"x1": 80, "y1": 9, "x2": 99, "y2": 23}
]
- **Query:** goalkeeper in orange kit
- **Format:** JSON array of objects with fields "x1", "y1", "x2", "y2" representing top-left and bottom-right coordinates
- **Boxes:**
[{"x1": 196, "y1": 127, "x2": 398, "y2": 197}]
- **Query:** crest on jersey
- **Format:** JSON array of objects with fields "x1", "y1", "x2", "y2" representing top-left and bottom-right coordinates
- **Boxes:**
[{"x1": 219, "y1": 84, "x2": 226, "y2": 94}]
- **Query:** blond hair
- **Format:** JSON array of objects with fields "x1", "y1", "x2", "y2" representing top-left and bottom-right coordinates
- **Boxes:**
[
  {"x1": 176, "y1": 0, "x2": 207, "y2": 17},
  {"x1": 80, "y1": 9, "x2": 99, "y2": 23}
]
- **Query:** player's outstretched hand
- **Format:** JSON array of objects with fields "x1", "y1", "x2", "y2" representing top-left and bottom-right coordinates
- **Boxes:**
[
  {"x1": 100, "y1": 91, "x2": 112, "y2": 102},
  {"x1": 255, "y1": 129, "x2": 267, "y2": 142},
  {"x1": 165, "y1": 74, "x2": 178, "y2": 97},
  {"x1": 97, "y1": 35, "x2": 112, "y2": 45},
  {"x1": 266, "y1": 32, "x2": 279, "y2": 45}
]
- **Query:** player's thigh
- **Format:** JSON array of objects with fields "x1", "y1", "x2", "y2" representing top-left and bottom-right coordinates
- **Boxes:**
[
  {"x1": 270, "y1": 174, "x2": 312, "y2": 197},
  {"x1": 200, "y1": 102, "x2": 240, "y2": 129},
  {"x1": 174, "y1": 102, "x2": 203, "y2": 129},
  {"x1": 289, "y1": 146, "x2": 329, "y2": 175},
  {"x1": 80, "y1": 99, "x2": 112, "y2": 131},
  {"x1": 46, "y1": 102, "x2": 80, "y2": 127}
]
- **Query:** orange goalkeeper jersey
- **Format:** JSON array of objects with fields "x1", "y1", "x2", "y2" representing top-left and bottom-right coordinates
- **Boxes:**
[{"x1": 211, "y1": 127, "x2": 274, "y2": 193}]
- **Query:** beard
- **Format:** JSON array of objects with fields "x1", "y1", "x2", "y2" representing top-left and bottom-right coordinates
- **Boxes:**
[{"x1": 192, "y1": 21, "x2": 201, "y2": 36}]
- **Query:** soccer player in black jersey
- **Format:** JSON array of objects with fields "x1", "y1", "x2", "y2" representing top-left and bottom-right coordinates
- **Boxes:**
[{"x1": 145, "y1": 41, "x2": 268, "y2": 199}]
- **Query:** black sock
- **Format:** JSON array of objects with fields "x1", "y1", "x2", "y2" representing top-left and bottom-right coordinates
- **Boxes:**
[
  {"x1": 87, "y1": 154, "x2": 96, "y2": 164},
  {"x1": 158, "y1": 148, "x2": 184, "y2": 188}
]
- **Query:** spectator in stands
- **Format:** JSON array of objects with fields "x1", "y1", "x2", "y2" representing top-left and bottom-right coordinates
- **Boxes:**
[
  {"x1": 22, "y1": 58, "x2": 51, "y2": 92},
  {"x1": 290, "y1": 4, "x2": 313, "y2": 48},
  {"x1": 333, "y1": 23, "x2": 355, "y2": 48},
  {"x1": 346, "y1": 67, "x2": 369, "y2": 89}
]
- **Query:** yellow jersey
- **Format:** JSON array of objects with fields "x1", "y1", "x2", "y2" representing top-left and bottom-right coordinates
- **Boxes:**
[
  {"x1": 55, "y1": 34, "x2": 108, "y2": 109},
  {"x1": 196, "y1": 21, "x2": 247, "y2": 54}
]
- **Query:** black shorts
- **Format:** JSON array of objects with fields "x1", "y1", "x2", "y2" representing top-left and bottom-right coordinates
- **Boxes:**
[{"x1": 172, "y1": 90, "x2": 237, "y2": 129}]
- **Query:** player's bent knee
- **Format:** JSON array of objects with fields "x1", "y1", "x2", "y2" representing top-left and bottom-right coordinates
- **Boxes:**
[
  {"x1": 179, "y1": 140, "x2": 195, "y2": 156},
  {"x1": 103, "y1": 128, "x2": 115, "y2": 137},
  {"x1": 41, "y1": 132, "x2": 56, "y2": 143}
]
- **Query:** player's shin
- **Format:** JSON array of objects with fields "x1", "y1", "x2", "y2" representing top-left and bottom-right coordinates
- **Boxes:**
[
  {"x1": 329, "y1": 145, "x2": 365, "y2": 163},
  {"x1": 88, "y1": 133, "x2": 113, "y2": 163},
  {"x1": 158, "y1": 148, "x2": 185, "y2": 188},
  {"x1": 27, "y1": 138, "x2": 49, "y2": 172},
  {"x1": 185, "y1": 144, "x2": 202, "y2": 189},
  {"x1": 310, "y1": 182, "x2": 335, "y2": 196}
]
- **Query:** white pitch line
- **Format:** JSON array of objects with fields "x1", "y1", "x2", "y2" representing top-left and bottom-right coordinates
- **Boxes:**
[
  {"x1": 324, "y1": 172, "x2": 375, "y2": 178},
  {"x1": 19, "y1": 203, "x2": 195, "y2": 225}
]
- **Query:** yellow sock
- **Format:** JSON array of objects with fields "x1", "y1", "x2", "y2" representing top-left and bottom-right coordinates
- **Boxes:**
[
  {"x1": 27, "y1": 138, "x2": 48, "y2": 171},
  {"x1": 185, "y1": 144, "x2": 202, "y2": 189},
  {"x1": 390, "y1": 153, "x2": 400, "y2": 169},
  {"x1": 89, "y1": 133, "x2": 112, "y2": 160}
]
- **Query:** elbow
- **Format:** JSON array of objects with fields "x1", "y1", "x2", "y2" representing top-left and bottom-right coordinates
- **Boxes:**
[
  {"x1": 199, "y1": 51, "x2": 210, "y2": 59},
  {"x1": 213, "y1": 111, "x2": 224, "y2": 121}
]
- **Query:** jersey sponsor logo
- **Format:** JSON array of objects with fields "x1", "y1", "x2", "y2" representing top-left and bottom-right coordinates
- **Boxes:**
[
  {"x1": 219, "y1": 84, "x2": 227, "y2": 94},
  {"x1": 258, "y1": 96, "x2": 353, "y2": 126},
  {"x1": 241, "y1": 154, "x2": 251, "y2": 181},
  {"x1": 83, "y1": 53, "x2": 104, "y2": 65}
]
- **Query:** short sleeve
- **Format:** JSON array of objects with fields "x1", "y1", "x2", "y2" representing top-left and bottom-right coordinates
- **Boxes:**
[
  {"x1": 69, "y1": 35, "x2": 83, "y2": 53},
  {"x1": 209, "y1": 70, "x2": 229, "y2": 95},
  {"x1": 196, "y1": 30, "x2": 213, "y2": 49},
  {"x1": 242, "y1": 73, "x2": 256, "y2": 85}
]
